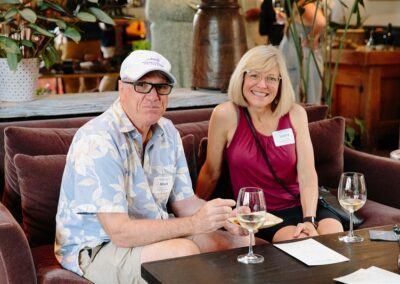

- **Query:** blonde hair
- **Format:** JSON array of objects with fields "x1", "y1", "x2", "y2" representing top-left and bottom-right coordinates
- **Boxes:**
[{"x1": 228, "y1": 45, "x2": 295, "y2": 117}]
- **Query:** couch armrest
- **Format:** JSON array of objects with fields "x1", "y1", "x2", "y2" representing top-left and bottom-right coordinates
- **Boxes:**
[
  {"x1": 0, "y1": 202, "x2": 36, "y2": 284},
  {"x1": 344, "y1": 147, "x2": 400, "y2": 209}
]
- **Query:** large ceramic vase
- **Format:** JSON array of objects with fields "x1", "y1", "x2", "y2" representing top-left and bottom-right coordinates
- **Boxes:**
[
  {"x1": 0, "y1": 58, "x2": 39, "y2": 102},
  {"x1": 192, "y1": 0, "x2": 248, "y2": 92}
]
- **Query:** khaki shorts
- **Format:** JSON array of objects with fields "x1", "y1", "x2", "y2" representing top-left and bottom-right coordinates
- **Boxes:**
[{"x1": 79, "y1": 242, "x2": 146, "y2": 284}]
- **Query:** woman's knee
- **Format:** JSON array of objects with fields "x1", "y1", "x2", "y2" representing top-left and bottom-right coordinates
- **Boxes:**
[
  {"x1": 272, "y1": 226, "x2": 298, "y2": 242},
  {"x1": 317, "y1": 218, "x2": 344, "y2": 234}
]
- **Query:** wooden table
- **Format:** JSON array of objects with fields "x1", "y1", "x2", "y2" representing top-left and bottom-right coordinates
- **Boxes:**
[
  {"x1": 330, "y1": 48, "x2": 400, "y2": 150},
  {"x1": 141, "y1": 225, "x2": 399, "y2": 283}
]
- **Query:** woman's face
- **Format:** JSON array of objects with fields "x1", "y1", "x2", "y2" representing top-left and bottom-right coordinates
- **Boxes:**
[{"x1": 242, "y1": 66, "x2": 281, "y2": 109}]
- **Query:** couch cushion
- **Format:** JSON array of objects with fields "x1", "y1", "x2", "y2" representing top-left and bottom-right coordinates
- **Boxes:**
[
  {"x1": 3, "y1": 127, "x2": 76, "y2": 222},
  {"x1": 14, "y1": 154, "x2": 66, "y2": 247},
  {"x1": 303, "y1": 104, "x2": 329, "y2": 122},
  {"x1": 181, "y1": 134, "x2": 197, "y2": 185},
  {"x1": 309, "y1": 117, "x2": 345, "y2": 188},
  {"x1": 165, "y1": 108, "x2": 213, "y2": 125},
  {"x1": 175, "y1": 120, "x2": 209, "y2": 159},
  {"x1": 31, "y1": 245, "x2": 90, "y2": 283},
  {"x1": 357, "y1": 199, "x2": 400, "y2": 229}
]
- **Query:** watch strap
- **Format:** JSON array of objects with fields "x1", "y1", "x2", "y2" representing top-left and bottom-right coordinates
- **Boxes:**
[{"x1": 303, "y1": 216, "x2": 318, "y2": 228}]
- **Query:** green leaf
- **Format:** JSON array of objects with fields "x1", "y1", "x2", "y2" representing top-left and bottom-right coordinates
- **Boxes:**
[
  {"x1": 41, "y1": 50, "x2": 52, "y2": 69},
  {"x1": 45, "y1": 44, "x2": 61, "y2": 64},
  {"x1": 42, "y1": 0, "x2": 68, "y2": 14},
  {"x1": 354, "y1": 118, "x2": 365, "y2": 134},
  {"x1": 42, "y1": 44, "x2": 61, "y2": 68},
  {"x1": 76, "y1": 11, "x2": 97, "y2": 23},
  {"x1": 63, "y1": 27, "x2": 81, "y2": 43},
  {"x1": 6, "y1": 52, "x2": 19, "y2": 71},
  {"x1": 21, "y1": 39, "x2": 34, "y2": 48},
  {"x1": 27, "y1": 23, "x2": 55, "y2": 38},
  {"x1": 37, "y1": 15, "x2": 60, "y2": 23},
  {"x1": 20, "y1": 8, "x2": 37, "y2": 23},
  {"x1": 0, "y1": 0, "x2": 21, "y2": 4},
  {"x1": 56, "y1": 20, "x2": 67, "y2": 29},
  {"x1": 0, "y1": 36, "x2": 20, "y2": 54},
  {"x1": 4, "y1": 7, "x2": 18, "y2": 21},
  {"x1": 88, "y1": 7, "x2": 115, "y2": 26}
]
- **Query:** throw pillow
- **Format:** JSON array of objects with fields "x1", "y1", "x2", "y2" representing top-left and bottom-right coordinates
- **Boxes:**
[
  {"x1": 14, "y1": 154, "x2": 66, "y2": 247},
  {"x1": 181, "y1": 134, "x2": 197, "y2": 185},
  {"x1": 309, "y1": 117, "x2": 345, "y2": 188},
  {"x1": 303, "y1": 104, "x2": 329, "y2": 122},
  {"x1": 175, "y1": 120, "x2": 209, "y2": 159},
  {"x1": 3, "y1": 127, "x2": 76, "y2": 223}
]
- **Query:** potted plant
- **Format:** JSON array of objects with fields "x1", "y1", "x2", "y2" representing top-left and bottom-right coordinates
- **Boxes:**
[
  {"x1": 0, "y1": 0, "x2": 114, "y2": 102},
  {"x1": 283, "y1": 0, "x2": 365, "y2": 106}
]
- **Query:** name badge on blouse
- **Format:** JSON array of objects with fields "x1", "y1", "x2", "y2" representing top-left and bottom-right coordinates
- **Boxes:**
[
  {"x1": 272, "y1": 128, "x2": 295, "y2": 147},
  {"x1": 153, "y1": 175, "x2": 173, "y2": 200}
]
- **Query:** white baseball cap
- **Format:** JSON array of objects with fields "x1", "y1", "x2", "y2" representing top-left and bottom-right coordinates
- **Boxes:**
[{"x1": 120, "y1": 50, "x2": 176, "y2": 85}]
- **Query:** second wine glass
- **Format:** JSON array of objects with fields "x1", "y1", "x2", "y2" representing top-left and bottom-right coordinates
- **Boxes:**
[
  {"x1": 337, "y1": 172, "x2": 367, "y2": 243},
  {"x1": 236, "y1": 187, "x2": 267, "y2": 264}
]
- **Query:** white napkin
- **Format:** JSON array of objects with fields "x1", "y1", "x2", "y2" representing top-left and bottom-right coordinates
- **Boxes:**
[
  {"x1": 334, "y1": 266, "x2": 400, "y2": 284},
  {"x1": 273, "y1": 238, "x2": 349, "y2": 266}
]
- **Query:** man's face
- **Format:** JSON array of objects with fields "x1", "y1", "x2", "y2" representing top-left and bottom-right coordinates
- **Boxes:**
[{"x1": 119, "y1": 71, "x2": 170, "y2": 129}]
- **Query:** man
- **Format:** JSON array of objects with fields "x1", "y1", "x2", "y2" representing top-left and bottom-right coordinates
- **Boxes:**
[{"x1": 55, "y1": 50, "x2": 248, "y2": 283}]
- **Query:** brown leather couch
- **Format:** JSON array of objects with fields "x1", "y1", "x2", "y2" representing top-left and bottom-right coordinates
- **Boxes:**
[{"x1": 1, "y1": 105, "x2": 399, "y2": 284}]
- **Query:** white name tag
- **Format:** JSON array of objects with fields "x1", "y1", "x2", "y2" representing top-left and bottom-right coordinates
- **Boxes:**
[
  {"x1": 272, "y1": 128, "x2": 295, "y2": 147},
  {"x1": 153, "y1": 175, "x2": 173, "y2": 201}
]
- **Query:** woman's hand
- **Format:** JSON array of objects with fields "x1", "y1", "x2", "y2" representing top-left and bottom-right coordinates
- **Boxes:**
[{"x1": 293, "y1": 222, "x2": 319, "y2": 238}]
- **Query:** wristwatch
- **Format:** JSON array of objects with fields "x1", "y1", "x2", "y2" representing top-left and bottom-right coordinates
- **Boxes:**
[{"x1": 303, "y1": 216, "x2": 318, "y2": 229}]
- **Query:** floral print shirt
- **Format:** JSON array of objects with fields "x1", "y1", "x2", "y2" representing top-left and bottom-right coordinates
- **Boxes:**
[{"x1": 55, "y1": 99, "x2": 194, "y2": 275}]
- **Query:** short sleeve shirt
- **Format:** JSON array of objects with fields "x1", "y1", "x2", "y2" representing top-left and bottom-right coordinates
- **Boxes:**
[{"x1": 55, "y1": 99, "x2": 194, "y2": 275}]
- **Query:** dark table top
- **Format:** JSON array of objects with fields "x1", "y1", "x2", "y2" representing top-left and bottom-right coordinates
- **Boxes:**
[{"x1": 141, "y1": 225, "x2": 399, "y2": 284}]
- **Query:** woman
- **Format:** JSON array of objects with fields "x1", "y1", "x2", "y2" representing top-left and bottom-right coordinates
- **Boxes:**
[{"x1": 196, "y1": 45, "x2": 343, "y2": 242}]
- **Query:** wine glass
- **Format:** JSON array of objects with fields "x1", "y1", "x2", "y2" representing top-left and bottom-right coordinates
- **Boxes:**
[
  {"x1": 236, "y1": 187, "x2": 267, "y2": 264},
  {"x1": 337, "y1": 172, "x2": 367, "y2": 243}
]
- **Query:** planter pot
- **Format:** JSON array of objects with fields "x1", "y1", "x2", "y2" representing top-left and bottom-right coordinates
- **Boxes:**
[{"x1": 0, "y1": 58, "x2": 39, "y2": 102}]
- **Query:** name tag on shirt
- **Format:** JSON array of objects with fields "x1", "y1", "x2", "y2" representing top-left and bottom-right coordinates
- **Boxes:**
[
  {"x1": 153, "y1": 175, "x2": 173, "y2": 201},
  {"x1": 272, "y1": 128, "x2": 295, "y2": 147}
]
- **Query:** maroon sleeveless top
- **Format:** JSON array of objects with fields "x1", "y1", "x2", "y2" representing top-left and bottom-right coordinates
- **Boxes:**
[{"x1": 226, "y1": 107, "x2": 300, "y2": 211}]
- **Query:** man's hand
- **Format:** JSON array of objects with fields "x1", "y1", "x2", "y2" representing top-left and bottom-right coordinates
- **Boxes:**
[
  {"x1": 190, "y1": 198, "x2": 235, "y2": 235},
  {"x1": 223, "y1": 207, "x2": 249, "y2": 236}
]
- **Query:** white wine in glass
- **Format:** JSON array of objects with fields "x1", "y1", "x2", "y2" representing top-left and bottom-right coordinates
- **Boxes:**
[
  {"x1": 337, "y1": 172, "x2": 367, "y2": 243},
  {"x1": 236, "y1": 187, "x2": 266, "y2": 264}
]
